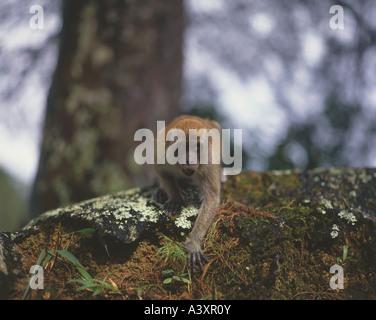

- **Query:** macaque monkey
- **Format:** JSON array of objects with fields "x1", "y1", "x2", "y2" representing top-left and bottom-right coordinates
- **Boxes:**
[{"x1": 154, "y1": 115, "x2": 222, "y2": 271}]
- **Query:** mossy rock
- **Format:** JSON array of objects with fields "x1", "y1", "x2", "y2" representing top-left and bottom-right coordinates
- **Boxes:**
[{"x1": 1, "y1": 168, "x2": 375, "y2": 299}]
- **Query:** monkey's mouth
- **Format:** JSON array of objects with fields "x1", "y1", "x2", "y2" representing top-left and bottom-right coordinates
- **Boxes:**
[{"x1": 182, "y1": 168, "x2": 195, "y2": 176}]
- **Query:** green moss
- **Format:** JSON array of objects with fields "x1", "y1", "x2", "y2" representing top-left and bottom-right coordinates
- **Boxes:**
[
  {"x1": 3, "y1": 168, "x2": 376, "y2": 300},
  {"x1": 211, "y1": 168, "x2": 376, "y2": 299}
]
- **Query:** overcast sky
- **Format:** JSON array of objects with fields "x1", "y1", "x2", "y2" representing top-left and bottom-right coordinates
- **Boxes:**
[{"x1": 0, "y1": 2, "x2": 59, "y2": 184}]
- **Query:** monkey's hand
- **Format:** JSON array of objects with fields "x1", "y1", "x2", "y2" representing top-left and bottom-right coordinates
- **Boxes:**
[
  {"x1": 153, "y1": 187, "x2": 168, "y2": 204},
  {"x1": 183, "y1": 240, "x2": 208, "y2": 272},
  {"x1": 154, "y1": 187, "x2": 185, "y2": 216},
  {"x1": 163, "y1": 197, "x2": 185, "y2": 217}
]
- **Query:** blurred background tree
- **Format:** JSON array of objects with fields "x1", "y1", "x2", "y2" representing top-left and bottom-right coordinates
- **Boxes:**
[
  {"x1": 0, "y1": 0, "x2": 375, "y2": 230},
  {"x1": 29, "y1": 0, "x2": 184, "y2": 218},
  {"x1": 0, "y1": 168, "x2": 28, "y2": 231}
]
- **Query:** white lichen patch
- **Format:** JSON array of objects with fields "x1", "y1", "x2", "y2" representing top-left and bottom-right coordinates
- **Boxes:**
[
  {"x1": 331, "y1": 224, "x2": 340, "y2": 238},
  {"x1": 107, "y1": 193, "x2": 162, "y2": 223},
  {"x1": 359, "y1": 172, "x2": 372, "y2": 184},
  {"x1": 338, "y1": 210, "x2": 357, "y2": 225},
  {"x1": 349, "y1": 190, "x2": 357, "y2": 198},
  {"x1": 320, "y1": 198, "x2": 333, "y2": 210},
  {"x1": 112, "y1": 206, "x2": 133, "y2": 220},
  {"x1": 127, "y1": 225, "x2": 139, "y2": 242},
  {"x1": 316, "y1": 198, "x2": 334, "y2": 214},
  {"x1": 271, "y1": 169, "x2": 295, "y2": 176},
  {"x1": 92, "y1": 202, "x2": 105, "y2": 211},
  {"x1": 39, "y1": 207, "x2": 64, "y2": 219},
  {"x1": 96, "y1": 187, "x2": 162, "y2": 223},
  {"x1": 22, "y1": 185, "x2": 201, "y2": 244},
  {"x1": 329, "y1": 168, "x2": 343, "y2": 176},
  {"x1": 174, "y1": 206, "x2": 199, "y2": 229},
  {"x1": 175, "y1": 216, "x2": 192, "y2": 229},
  {"x1": 137, "y1": 199, "x2": 161, "y2": 223}
]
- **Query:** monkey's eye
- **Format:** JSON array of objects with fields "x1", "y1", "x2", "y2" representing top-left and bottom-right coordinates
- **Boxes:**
[{"x1": 191, "y1": 143, "x2": 200, "y2": 152}]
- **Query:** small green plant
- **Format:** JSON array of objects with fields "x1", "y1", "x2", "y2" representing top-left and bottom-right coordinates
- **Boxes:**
[
  {"x1": 337, "y1": 245, "x2": 353, "y2": 265},
  {"x1": 203, "y1": 218, "x2": 221, "y2": 254},
  {"x1": 67, "y1": 276, "x2": 119, "y2": 297},
  {"x1": 135, "y1": 283, "x2": 165, "y2": 298},
  {"x1": 156, "y1": 235, "x2": 187, "y2": 266},
  {"x1": 156, "y1": 235, "x2": 191, "y2": 293},
  {"x1": 162, "y1": 269, "x2": 191, "y2": 285},
  {"x1": 22, "y1": 249, "x2": 50, "y2": 300},
  {"x1": 22, "y1": 226, "x2": 117, "y2": 299},
  {"x1": 58, "y1": 249, "x2": 119, "y2": 296}
]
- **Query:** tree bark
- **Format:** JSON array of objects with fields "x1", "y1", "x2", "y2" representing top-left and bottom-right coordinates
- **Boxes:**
[{"x1": 30, "y1": 0, "x2": 184, "y2": 217}]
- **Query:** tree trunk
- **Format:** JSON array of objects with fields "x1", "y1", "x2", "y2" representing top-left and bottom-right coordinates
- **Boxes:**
[{"x1": 30, "y1": 0, "x2": 184, "y2": 217}]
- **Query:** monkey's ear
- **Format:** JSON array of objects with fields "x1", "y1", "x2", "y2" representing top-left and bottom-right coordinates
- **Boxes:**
[{"x1": 209, "y1": 120, "x2": 221, "y2": 130}]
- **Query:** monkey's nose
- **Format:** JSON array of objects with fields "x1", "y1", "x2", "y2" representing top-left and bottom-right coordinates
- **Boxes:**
[{"x1": 182, "y1": 167, "x2": 195, "y2": 176}]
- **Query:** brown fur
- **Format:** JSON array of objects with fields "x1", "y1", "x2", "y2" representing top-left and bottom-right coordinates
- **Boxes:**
[{"x1": 154, "y1": 115, "x2": 221, "y2": 271}]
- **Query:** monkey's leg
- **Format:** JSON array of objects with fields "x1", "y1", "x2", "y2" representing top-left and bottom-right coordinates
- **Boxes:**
[{"x1": 183, "y1": 185, "x2": 220, "y2": 271}]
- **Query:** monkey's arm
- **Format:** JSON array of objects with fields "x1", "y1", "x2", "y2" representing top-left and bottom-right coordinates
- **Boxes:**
[
  {"x1": 183, "y1": 169, "x2": 221, "y2": 271},
  {"x1": 154, "y1": 168, "x2": 185, "y2": 216}
]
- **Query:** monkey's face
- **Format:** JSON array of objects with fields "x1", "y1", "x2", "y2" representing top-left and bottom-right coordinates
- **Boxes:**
[
  {"x1": 180, "y1": 139, "x2": 202, "y2": 177},
  {"x1": 163, "y1": 127, "x2": 217, "y2": 177}
]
